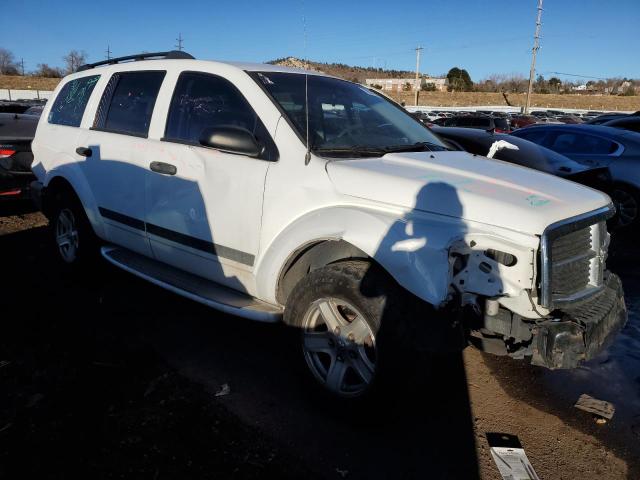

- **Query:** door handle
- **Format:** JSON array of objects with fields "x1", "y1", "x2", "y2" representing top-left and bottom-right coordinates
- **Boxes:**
[
  {"x1": 150, "y1": 161, "x2": 177, "y2": 175},
  {"x1": 76, "y1": 147, "x2": 92, "y2": 157}
]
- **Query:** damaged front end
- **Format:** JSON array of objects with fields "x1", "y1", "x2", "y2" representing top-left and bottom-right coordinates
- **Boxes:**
[
  {"x1": 456, "y1": 205, "x2": 627, "y2": 369},
  {"x1": 468, "y1": 273, "x2": 626, "y2": 369}
]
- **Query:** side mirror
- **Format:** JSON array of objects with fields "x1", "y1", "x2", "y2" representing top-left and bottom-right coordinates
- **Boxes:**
[{"x1": 199, "y1": 126, "x2": 262, "y2": 157}]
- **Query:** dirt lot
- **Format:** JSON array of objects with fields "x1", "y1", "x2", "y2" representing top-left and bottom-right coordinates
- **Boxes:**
[
  {"x1": 0, "y1": 75, "x2": 59, "y2": 92},
  {"x1": 2, "y1": 74, "x2": 639, "y2": 112},
  {"x1": 1, "y1": 204, "x2": 639, "y2": 479},
  {"x1": 390, "y1": 91, "x2": 640, "y2": 111}
]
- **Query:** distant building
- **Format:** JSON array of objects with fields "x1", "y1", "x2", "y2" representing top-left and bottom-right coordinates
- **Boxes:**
[
  {"x1": 365, "y1": 76, "x2": 448, "y2": 92},
  {"x1": 572, "y1": 84, "x2": 587, "y2": 91}
]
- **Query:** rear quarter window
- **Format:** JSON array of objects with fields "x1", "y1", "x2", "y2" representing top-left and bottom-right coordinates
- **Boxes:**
[{"x1": 48, "y1": 75, "x2": 100, "y2": 127}]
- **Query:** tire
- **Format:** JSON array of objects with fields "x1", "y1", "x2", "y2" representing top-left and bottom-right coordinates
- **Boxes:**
[
  {"x1": 50, "y1": 189, "x2": 99, "y2": 270},
  {"x1": 609, "y1": 184, "x2": 640, "y2": 231},
  {"x1": 284, "y1": 260, "x2": 417, "y2": 402}
]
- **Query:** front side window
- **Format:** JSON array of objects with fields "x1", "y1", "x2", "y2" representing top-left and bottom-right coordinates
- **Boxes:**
[
  {"x1": 48, "y1": 75, "x2": 100, "y2": 127},
  {"x1": 253, "y1": 72, "x2": 448, "y2": 156},
  {"x1": 94, "y1": 71, "x2": 165, "y2": 137},
  {"x1": 164, "y1": 72, "x2": 276, "y2": 160}
]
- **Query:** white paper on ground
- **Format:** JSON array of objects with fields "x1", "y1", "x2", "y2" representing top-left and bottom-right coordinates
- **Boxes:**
[{"x1": 490, "y1": 446, "x2": 540, "y2": 480}]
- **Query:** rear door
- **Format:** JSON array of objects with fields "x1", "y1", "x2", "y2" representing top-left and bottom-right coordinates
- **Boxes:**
[{"x1": 78, "y1": 70, "x2": 166, "y2": 256}]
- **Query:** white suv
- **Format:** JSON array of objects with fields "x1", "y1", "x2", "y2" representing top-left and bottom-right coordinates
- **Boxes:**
[{"x1": 31, "y1": 51, "x2": 626, "y2": 398}]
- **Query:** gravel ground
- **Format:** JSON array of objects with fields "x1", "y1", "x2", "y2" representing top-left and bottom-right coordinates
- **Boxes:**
[{"x1": 1, "y1": 204, "x2": 639, "y2": 479}]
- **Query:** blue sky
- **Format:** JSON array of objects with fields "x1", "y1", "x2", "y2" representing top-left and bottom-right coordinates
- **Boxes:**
[{"x1": 3, "y1": 0, "x2": 639, "y2": 81}]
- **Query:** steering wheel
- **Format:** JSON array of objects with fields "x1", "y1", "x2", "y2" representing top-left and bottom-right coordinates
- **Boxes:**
[{"x1": 336, "y1": 122, "x2": 393, "y2": 140}]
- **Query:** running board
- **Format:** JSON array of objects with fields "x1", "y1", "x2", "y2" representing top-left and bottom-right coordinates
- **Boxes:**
[{"x1": 101, "y1": 246, "x2": 283, "y2": 322}]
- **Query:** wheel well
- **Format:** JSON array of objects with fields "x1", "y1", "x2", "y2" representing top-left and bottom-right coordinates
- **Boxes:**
[
  {"x1": 43, "y1": 176, "x2": 76, "y2": 217},
  {"x1": 276, "y1": 240, "x2": 370, "y2": 305}
]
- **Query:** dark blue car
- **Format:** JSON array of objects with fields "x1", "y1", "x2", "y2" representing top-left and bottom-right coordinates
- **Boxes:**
[{"x1": 512, "y1": 124, "x2": 640, "y2": 229}]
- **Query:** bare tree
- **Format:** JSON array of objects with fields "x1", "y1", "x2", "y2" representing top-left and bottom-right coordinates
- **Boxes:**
[
  {"x1": 34, "y1": 63, "x2": 63, "y2": 78},
  {"x1": 0, "y1": 48, "x2": 19, "y2": 75},
  {"x1": 63, "y1": 50, "x2": 88, "y2": 74}
]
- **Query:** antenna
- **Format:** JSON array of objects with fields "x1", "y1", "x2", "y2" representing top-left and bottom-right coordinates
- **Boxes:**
[
  {"x1": 175, "y1": 33, "x2": 184, "y2": 51},
  {"x1": 302, "y1": 0, "x2": 311, "y2": 165},
  {"x1": 105, "y1": 45, "x2": 112, "y2": 60}
]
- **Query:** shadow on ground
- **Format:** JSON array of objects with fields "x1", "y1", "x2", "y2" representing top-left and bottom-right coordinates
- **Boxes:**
[{"x1": 0, "y1": 218, "x2": 479, "y2": 479}]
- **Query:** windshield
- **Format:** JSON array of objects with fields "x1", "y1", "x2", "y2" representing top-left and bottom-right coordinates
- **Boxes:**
[{"x1": 253, "y1": 71, "x2": 448, "y2": 156}]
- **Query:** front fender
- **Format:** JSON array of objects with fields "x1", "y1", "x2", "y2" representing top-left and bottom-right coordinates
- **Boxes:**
[{"x1": 254, "y1": 206, "x2": 467, "y2": 306}]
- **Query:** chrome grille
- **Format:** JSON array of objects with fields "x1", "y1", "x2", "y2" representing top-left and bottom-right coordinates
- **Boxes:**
[
  {"x1": 551, "y1": 227, "x2": 595, "y2": 297},
  {"x1": 539, "y1": 206, "x2": 614, "y2": 309}
]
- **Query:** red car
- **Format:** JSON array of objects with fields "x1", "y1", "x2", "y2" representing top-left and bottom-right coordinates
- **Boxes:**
[{"x1": 509, "y1": 115, "x2": 538, "y2": 129}]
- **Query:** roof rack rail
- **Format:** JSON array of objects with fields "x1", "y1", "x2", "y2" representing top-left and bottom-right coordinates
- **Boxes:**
[{"x1": 78, "y1": 50, "x2": 194, "y2": 72}]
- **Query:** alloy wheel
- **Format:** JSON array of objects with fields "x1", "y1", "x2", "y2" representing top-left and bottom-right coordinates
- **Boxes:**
[
  {"x1": 301, "y1": 297, "x2": 377, "y2": 397},
  {"x1": 55, "y1": 208, "x2": 80, "y2": 263}
]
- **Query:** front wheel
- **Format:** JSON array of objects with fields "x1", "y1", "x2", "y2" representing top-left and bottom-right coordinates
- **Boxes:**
[
  {"x1": 284, "y1": 261, "x2": 409, "y2": 400},
  {"x1": 609, "y1": 184, "x2": 640, "y2": 230}
]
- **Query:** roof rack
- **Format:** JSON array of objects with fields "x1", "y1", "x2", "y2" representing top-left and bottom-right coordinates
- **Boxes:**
[{"x1": 78, "y1": 50, "x2": 194, "y2": 72}]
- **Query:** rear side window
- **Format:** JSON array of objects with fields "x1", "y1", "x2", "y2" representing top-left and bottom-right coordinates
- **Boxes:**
[
  {"x1": 164, "y1": 72, "x2": 277, "y2": 161},
  {"x1": 48, "y1": 75, "x2": 100, "y2": 127},
  {"x1": 94, "y1": 71, "x2": 165, "y2": 137},
  {"x1": 548, "y1": 132, "x2": 619, "y2": 155}
]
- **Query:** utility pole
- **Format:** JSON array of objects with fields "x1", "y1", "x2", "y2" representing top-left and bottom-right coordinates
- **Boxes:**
[
  {"x1": 414, "y1": 46, "x2": 423, "y2": 106},
  {"x1": 105, "y1": 45, "x2": 112, "y2": 60},
  {"x1": 20, "y1": 58, "x2": 25, "y2": 76},
  {"x1": 524, "y1": 0, "x2": 543, "y2": 114},
  {"x1": 175, "y1": 33, "x2": 184, "y2": 51}
]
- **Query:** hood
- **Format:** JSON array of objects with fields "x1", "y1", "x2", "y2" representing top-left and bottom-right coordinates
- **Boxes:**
[{"x1": 326, "y1": 151, "x2": 610, "y2": 235}]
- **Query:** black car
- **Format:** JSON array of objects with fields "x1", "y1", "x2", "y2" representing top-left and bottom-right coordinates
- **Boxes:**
[
  {"x1": 585, "y1": 113, "x2": 630, "y2": 125},
  {"x1": 434, "y1": 114, "x2": 511, "y2": 133},
  {"x1": 431, "y1": 126, "x2": 612, "y2": 193},
  {"x1": 512, "y1": 124, "x2": 640, "y2": 229},
  {"x1": 0, "y1": 113, "x2": 38, "y2": 199},
  {"x1": 602, "y1": 116, "x2": 640, "y2": 134}
]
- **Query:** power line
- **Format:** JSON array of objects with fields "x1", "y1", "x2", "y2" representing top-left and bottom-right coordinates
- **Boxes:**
[
  {"x1": 175, "y1": 33, "x2": 184, "y2": 51},
  {"x1": 545, "y1": 71, "x2": 609, "y2": 80},
  {"x1": 525, "y1": 0, "x2": 543, "y2": 114}
]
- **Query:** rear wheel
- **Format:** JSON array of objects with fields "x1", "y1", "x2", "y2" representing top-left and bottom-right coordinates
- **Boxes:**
[{"x1": 50, "y1": 190, "x2": 99, "y2": 269}]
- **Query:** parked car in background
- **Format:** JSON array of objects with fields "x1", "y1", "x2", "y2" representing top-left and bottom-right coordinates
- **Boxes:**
[
  {"x1": 431, "y1": 126, "x2": 612, "y2": 194},
  {"x1": 586, "y1": 113, "x2": 629, "y2": 125},
  {"x1": 512, "y1": 124, "x2": 640, "y2": 229},
  {"x1": 556, "y1": 115, "x2": 583, "y2": 124},
  {"x1": 434, "y1": 114, "x2": 511, "y2": 133},
  {"x1": 0, "y1": 112, "x2": 38, "y2": 199},
  {"x1": 601, "y1": 116, "x2": 640, "y2": 134},
  {"x1": 509, "y1": 115, "x2": 538, "y2": 130},
  {"x1": 533, "y1": 117, "x2": 563, "y2": 125},
  {"x1": 22, "y1": 105, "x2": 44, "y2": 117}
]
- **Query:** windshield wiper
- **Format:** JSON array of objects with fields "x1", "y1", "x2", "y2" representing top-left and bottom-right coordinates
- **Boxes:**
[
  {"x1": 314, "y1": 145, "x2": 388, "y2": 157},
  {"x1": 382, "y1": 141, "x2": 450, "y2": 153}
]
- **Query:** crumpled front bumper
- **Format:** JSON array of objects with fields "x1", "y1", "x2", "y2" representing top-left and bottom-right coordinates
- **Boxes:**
[{"x1": 531, "y1": 273, "x2": 627, "y2": 369}]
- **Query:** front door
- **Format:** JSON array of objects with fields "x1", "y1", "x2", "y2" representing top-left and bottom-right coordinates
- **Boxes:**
[{"x1": 145, "y1": 71, "x2": 276, "y2": 294}]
